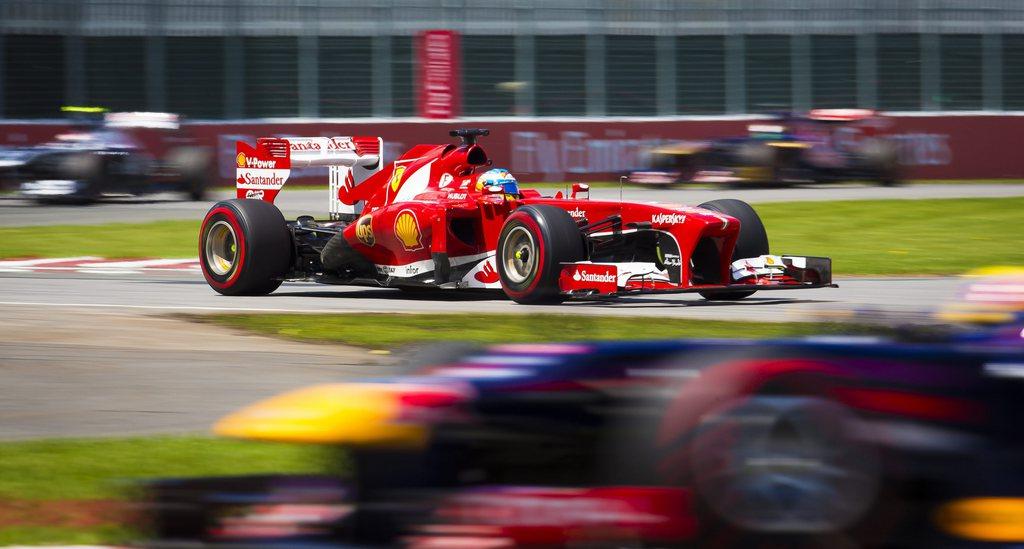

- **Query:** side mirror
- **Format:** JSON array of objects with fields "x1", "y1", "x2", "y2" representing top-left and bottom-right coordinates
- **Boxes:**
[{"x1": 570, "y1": 183, "x2": 590, "y2": 199}]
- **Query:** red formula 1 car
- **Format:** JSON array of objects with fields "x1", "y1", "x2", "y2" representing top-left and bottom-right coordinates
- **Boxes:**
[{"x1": 200, "y1": 129, "x2": 834, "y2": 303}]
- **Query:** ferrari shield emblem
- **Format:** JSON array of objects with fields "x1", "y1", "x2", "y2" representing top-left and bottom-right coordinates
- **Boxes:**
[{"x1": 389, "y1": 165, "x2": 407, "y2": 192}]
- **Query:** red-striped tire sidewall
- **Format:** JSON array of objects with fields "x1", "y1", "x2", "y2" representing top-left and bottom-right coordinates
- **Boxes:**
[
  {"x1": 498, "y1": 210, "x2": 547, "y2": 301},
  {"x1": 199, "y1": 205, "x2": 247, "y2": 291}
]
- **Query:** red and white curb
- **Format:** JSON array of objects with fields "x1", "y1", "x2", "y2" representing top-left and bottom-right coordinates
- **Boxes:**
[{"x1": 0, "y1": 256, "x2": 200, "y2": 275}]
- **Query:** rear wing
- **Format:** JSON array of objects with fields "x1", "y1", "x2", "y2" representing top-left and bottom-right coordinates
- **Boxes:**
[{"x1": 235, "y1": 136, "x2": 383, "y2": 219}]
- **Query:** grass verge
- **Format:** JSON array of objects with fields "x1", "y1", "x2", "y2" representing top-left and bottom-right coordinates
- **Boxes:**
[
  {"x1": 197, "y1": 312, "x2": 864, "y2": 348},
  {"x1": 907, "y1": 179, "x2": 1024, "y2": 185},
  {"x1": 1, "y1": 197, "x2": 1021, "y2": 275},
  {"x1": 757, "y1": 197, "x2": 1024, "y2": 275},
  {"x1": 0, "y1": 219, "x2": 199, "y2": 260},
  {"x1": 0, "y1": 525, "x2": 136, "y2": 547},
  {"x1": 0, "y1": 435, "x2": 334, "y2": 501},
  {"x1": 0, "y1": 436, "x2": 336, "y2": 545}
]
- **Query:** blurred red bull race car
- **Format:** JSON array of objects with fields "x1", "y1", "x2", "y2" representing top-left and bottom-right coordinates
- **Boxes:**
[
  {"x1": 628, "y1": 109, "x2": 900, "y2": 188},
  {"x1": 201, "y1": 129, "x2": 833, "y2": 303},
  {"x1": 145, "y1": 300, "x2": 1024, "y2": 547}
]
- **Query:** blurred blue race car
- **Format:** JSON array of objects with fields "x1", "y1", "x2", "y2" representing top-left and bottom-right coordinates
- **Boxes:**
[{"x1": 0, "y1": 108, "x2": 211, "y2": 202}]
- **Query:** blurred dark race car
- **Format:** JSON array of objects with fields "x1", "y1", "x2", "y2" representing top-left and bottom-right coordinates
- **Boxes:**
[
  {"x1": 144, "y1": 315, "x2": 1024, "y2": 548},
  {"x1": 628, "y1": 109, "x2": 901, "y2": 188},
  {"x1": 0, "y1": 108, "x2": 213, "y2": 202}
]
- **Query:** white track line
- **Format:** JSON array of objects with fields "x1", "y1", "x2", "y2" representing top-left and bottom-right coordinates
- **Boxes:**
[
  {"x1": 78, "y1": 269, "x2": 145, "y2": 275},
  {"x1": 76, "y1": 258, "x2": 198, "y2": 268},
  {"x1": 0, "y1": 257, "x2": 200, "y2": 274},
  {"x1": 0, "y1": 256, "x2": 102, "y2": 267},
  {"x1": 0, "y1": 300, "x2": 390, "y2": 314},
  {"x1": 0, "y1": 265, "x2": 199, "y2": 272}
]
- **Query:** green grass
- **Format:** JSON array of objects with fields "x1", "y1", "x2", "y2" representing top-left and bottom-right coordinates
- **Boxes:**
[
  {"x1": 0, "y1": 436, "x2": 337, "y2": 545},
  {"x1": 758, "y1": 197, "x2": 1024, "y2": 275},
  {"x1": 1, "y1": 197, "x2": 1022, "y2": 275},
  {"x1": 0, "y1": 436, "x2": 335, "y2": 501},
  {"x1": 0, "y1": 525, "x2": 135, "y2": 547},
  {"x1": 0, "y1": 219, "x2": 199, "y2": 259},
  {"x1": 199, "y1": 313, "x2": 863, "y2": 348},
  {"x1": 907, "y1": 179, "x2": 1024, "y2": 185}
]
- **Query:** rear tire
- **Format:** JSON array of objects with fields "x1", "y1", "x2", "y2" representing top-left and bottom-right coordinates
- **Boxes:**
[
  {"x1": 166, "y1": 146, "x2": 212, "y2": 201},
  {"x1": 320, "y1": 231, "x2": 373, "y2": 277},
  {"x1": 59, "y1": 153, "x2": 103, "y2": 203},
  {"x1": 496, "y1": 205, "x2": 585, "y2": 304},
  {"x1": 697, "y1": 199, "x2": 769, "y2": 300},
  {"x1": 858, "y1": 139, "x2": 900, "y2": 187},
  {"x1": 199, "y1": 199, "x2": 292, "y2": 296}
]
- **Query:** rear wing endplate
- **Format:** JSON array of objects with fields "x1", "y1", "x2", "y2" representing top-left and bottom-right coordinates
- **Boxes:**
[{"x1": 235, "y1": 136, "x2": 383, "y2": 219}]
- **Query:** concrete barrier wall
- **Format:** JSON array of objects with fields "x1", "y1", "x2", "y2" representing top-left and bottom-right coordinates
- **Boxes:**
[{"x1": 2, "y1": 114, "x2": 1020, "y2": 183}]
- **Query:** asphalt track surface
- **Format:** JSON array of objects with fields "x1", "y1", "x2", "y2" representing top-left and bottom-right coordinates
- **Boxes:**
[
  {"x1": 0, "y1": 269, "x2": 959, "y2": 321},
  {"x1": 2, "y1": 182, "x2": 1023, "y2": 226},
  {"x1": 0, "y1": 304, "x2": 398, "y2": 440},
  {"x1": 0, "y1": 268, "x2": 961, "y2": 439},
  {"x1": 0, "y1": 183, "x2": 993, "y2": 439}
]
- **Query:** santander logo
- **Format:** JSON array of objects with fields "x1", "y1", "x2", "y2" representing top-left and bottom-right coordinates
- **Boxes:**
[
  {"x1": 568, "y1": 208, "x2": 586, "y2": 219},
  {"x1": 651, "y1": 213, "x2": 686, "y2": 225},
  {"x1": 572, "y1": 269, "x2": 616, "y2": 283},
  {"x1": 290, "y1": 138, "x2": 355, "y2": 152}
]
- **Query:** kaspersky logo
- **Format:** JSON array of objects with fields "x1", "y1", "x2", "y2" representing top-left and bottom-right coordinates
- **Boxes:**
[
  {"x1": 572, "y1": 269, "x2": 616, "y2": 283},
  {"x1": 651, "y1": 213, "x2": 686, "y2": 225}
]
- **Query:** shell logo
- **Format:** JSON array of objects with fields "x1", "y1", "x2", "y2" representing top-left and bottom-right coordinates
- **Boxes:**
[
  {"x1": 394, "y1": 209, "x2": 423, "y2": 251},
  {"x1": 236, "y1": 152, "x2": 247, "y2": 168}
]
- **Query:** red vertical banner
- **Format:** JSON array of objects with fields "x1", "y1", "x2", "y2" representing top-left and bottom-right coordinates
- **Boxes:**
[{"x1": 417, "y1": 30, "x2": 460, "y2": 119}]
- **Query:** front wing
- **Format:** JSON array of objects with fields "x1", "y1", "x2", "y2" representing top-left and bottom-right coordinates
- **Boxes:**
[{"x1": 558, "y1": 255, "x2": 834, "y2": 297}]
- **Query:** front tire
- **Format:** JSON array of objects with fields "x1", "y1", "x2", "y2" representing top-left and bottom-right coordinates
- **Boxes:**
[
  {"x1": 690, "y1": 396, "x2": 879, "y2": 535},
  {"x1": 698, "y1": 199, "x2": 769, "y2": 300},
  {"x1": 200, "y1": 199, "x2": 292, "y2": 296},
  {"x1": 496, "y1": 205, "x2": 585, "y2": 304}
]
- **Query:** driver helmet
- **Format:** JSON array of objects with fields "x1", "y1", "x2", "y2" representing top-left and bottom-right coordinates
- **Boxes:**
[{"x1": 475, "y1": 168, "x2": 519, "y2": 195}]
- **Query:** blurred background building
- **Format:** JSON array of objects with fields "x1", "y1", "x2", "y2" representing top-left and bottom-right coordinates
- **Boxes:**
[{"x1": 2, "y1": 0, "x2": 1023, "y2": 120}]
